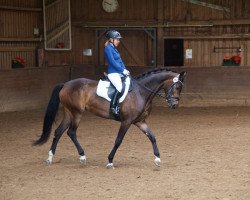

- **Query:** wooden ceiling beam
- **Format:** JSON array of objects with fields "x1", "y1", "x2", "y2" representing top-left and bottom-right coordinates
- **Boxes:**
[
  {"x1": 182, "y1": 0, "x2": 230, "y2": 12},
  {"x1": 74, "y1": 18, "x2": 250, "y2": 28},
  {"x1": 164, "y1": 34, "x2": 250, "y2": 39}
]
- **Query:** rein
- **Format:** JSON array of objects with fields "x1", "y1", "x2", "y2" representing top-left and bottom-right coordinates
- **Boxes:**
[{"x1": 133, "y1": 77, "x2": 183, "y2": 101}]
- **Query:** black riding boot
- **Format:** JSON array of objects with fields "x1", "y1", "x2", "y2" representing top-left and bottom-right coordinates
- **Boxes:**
[{"x1": 110, "y1": 90, "x2": 122, "y2": 116}]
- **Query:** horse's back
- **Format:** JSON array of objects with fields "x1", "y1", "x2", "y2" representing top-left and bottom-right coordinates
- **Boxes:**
[{"x1": 60, "y1": 78, "x2": 98, "y2": 111}]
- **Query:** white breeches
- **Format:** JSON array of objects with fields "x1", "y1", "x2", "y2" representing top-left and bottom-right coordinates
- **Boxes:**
[{"x1": 107, "y1": 73, "x2": 123, "y2": 92}]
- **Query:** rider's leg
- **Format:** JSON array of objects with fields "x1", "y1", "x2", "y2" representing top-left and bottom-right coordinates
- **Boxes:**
[
  {"x1": 107, "y1": 73, "x2": 123, "y2": 115},
  {"x1": 110, "y1": 89, "x2": 122, "y2": 114}
]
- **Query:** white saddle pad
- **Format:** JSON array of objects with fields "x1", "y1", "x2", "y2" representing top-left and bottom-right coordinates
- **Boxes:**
[{"x1": 96, "y1": 76, "x2": 131, "y2": 103}]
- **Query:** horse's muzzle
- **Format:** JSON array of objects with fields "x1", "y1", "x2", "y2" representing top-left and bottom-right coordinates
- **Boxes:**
[
  {"x1": 170, "y1": 103, "x2": 179, "y2": 109},
  {"x1": 167, "y1": 98, "x2": 179, "y2": 109}
]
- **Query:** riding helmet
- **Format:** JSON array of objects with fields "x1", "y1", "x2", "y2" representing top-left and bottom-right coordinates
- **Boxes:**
[{"x1": 106, "y1": 30, "x2": 122, "y2": 39}]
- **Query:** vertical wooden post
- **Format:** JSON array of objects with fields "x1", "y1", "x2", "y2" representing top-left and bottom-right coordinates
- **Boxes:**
[
  {"x1": 157, "y1": 0, "x2": 164, "y2": 67},
  {"x1": 36, "y1": 48, "x2": 44, "y2": 67}
]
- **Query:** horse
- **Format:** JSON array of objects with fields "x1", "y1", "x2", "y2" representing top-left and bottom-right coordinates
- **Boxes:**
[{"x1": 34, "y1": 68, "x2": 186, "y2": 169}]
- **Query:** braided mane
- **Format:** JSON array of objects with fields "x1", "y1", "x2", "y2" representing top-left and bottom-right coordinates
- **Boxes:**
[{"x1": 134, "y1": 67, "x2": 175, "y2": 80}]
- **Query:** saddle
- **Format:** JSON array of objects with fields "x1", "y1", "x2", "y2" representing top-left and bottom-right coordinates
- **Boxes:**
[{"x1": 96, "y1": 73, "x2": 131, "y2": 103}]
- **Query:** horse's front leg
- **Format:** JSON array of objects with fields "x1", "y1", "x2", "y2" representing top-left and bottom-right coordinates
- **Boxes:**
[
  {"x1": 107, "y1": 121, "x2": 131, "y2": 169},
  {"x1": 135, "y1": 121, "x2": 161, "y2": 167}
]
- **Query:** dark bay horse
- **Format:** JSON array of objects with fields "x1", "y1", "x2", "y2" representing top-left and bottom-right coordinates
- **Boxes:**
[{"x1": 34, "y1": 68, "x2": 186, "y2": 169}]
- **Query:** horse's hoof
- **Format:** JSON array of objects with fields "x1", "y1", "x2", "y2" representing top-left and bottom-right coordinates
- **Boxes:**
[
  {"x1": 46, "y1": 150, "x2": 53, "y2": 165},
  {"x1": 106, "y1": 163, "x2": 114, "y2": 169},
  {"x1": 79, "y1": 155, "x2": 87, "y2": 165},
  {"x1": 46, "y1": 158, "x2": 53, "y2": 165},
  {"x1": 154, "y1": 157, "x2": 161, "y2": 167}
]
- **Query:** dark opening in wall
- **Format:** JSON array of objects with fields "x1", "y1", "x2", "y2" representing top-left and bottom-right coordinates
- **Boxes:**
[{"x1": 164, "y1": 39, "x2": 184, "y2": 66}]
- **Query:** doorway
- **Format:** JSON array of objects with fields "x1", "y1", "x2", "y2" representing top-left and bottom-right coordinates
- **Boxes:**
[{"x1": 164, "y1": 39, "x2": 184, "y2": 66}]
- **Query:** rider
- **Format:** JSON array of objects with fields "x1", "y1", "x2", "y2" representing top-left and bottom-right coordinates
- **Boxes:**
[{"x1": 104, "y1": 30, "x2": 130, "y2": 116}]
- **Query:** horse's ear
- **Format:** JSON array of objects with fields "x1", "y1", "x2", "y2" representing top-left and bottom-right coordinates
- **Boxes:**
[{"x1": 179, "y1": 71, "x2": 187, "y2": 82}]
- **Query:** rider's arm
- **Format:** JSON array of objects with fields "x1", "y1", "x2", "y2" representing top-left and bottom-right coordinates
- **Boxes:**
[{"x1": 104, "y1": 45, "x2": 125, "y2": 73}]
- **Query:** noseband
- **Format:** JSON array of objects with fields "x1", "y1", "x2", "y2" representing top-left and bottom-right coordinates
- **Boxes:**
[{"x1": 166, "y1": 80, "x2": 183, "y2": 102}]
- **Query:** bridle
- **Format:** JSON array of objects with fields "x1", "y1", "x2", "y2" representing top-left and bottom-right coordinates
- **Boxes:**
[
  {"x1": 166, "y1": 81, "x2": 184, "y2": 102},
  {"x1": 134, "y1": 77, "x2": 183, "y2": 102}
]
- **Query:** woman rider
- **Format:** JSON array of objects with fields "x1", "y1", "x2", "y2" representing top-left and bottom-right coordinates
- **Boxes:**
[{"x1": 104, "y1": 30, "x2": 130, "y2": 116}]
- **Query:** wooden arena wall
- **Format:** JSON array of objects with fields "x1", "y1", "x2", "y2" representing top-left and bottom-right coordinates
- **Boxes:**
[
  {"x1": 1, "y1": 65, "x2": 250, "y2": 112},
  {"x1": 0, "y1": 0, "x2": 250, "y2": 112}
]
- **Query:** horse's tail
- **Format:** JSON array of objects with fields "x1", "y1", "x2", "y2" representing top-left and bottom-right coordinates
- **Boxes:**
[{"x1": 33, "y1": 84, "x2": 64, "y2": 146}]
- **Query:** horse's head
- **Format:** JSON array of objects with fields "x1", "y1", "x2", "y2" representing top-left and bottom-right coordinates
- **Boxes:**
[
  {"x1": 134, "y1": 68, "x2": 187, "y2": 109},
  {"x1": 163, "y1": 71, "x2": 187, "y2": 109}
]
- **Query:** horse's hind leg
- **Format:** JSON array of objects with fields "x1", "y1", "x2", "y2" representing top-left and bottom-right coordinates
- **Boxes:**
[
  {"x1": 135, "y1": 121, "x2": 161, "y2": 167},
  {"x1": 67, "y1": 113, "x2": 86, "y2": 165},
  {"x1": 47, "y1": 112, "x2": 70, "y2": 165}
]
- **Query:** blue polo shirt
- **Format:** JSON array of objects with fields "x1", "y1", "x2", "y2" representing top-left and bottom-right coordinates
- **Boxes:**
[{"x1": 104, "y1": 43, "x2": 126, "y2": 74}]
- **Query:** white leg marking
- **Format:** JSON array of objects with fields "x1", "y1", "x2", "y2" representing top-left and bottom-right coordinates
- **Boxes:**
[
  {"x1": 79, "y1": 155, "x2": 87, "y2": 165},
  {"x1": 106, "y1": 163, "x2": 114, "y2": 169},
  {"x1": 46, "y1": 150, "x2": 53, "y2": 165},
  {"x1": 154, "y1": 156, "x2": 161, "y2": 167}
]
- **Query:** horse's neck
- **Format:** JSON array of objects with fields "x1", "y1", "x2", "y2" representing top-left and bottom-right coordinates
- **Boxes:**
[
  {"x1": 139, "y1": 72, "x2": 173, "y2": 91},
  {"x1": 134, "y1": 73, "x2": 171, "y2": 109}
]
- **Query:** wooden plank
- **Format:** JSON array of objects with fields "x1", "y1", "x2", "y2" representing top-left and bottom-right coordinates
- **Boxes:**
[
  {"x1": 45, "y1": 0, "x2": 62, "y2": 9},
  {"x1": 212, "y1": 19, "x2": 250, "y2": 26},
  {"x1": 0, "y1": 38, "x2": 42, "y2": 42},
  {"x1": 47, "y1": 20, "x2": 69, "y2": 39},
  {"x1": 47, "y1": 26, "x2": 69, "y2": 45},
  {"x1": 181, "y1": 0, "x2": 230, "y2": 12},
  {"x1": 0, "y1": 67, "x2": 70, "y2": 112},
  {"x1": 0, "y1": 47, "x2": 35, "y2": 52},
  {"x1": 0, "y1": 5, "x2": 42, "y2": 12},
  {"x1": 164, "y1": 34, "x2": 250, "y2": 39},
  {"x1": 120, "y1": 41, "x2": 143, "y2": 65}
]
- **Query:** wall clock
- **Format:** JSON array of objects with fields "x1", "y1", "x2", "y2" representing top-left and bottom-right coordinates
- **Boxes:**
[{"x1": 102, "y1": 0, "x2": 119, "y2": 13}]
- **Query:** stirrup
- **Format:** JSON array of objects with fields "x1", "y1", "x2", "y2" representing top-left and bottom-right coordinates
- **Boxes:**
[
  {"x1": 110, "y1": 106, "x2": 119, "y2": 115},
  {"x1": 110, "y1": 106, "x2": 120, "y2": 121}
]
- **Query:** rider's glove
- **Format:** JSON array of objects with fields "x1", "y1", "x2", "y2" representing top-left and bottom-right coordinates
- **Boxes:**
[{"x1": 123, "y1": 69, "x2": 130, "y2": 76}]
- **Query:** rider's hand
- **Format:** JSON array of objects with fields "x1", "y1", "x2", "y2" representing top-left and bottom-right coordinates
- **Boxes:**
[{"x1": 123, "y1": 69, "x2": 130, "y2": 76}]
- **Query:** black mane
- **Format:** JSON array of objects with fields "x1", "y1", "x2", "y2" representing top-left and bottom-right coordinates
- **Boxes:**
[{"x1": 134, "y1": 67, "x2": 175, "y2": 80}]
